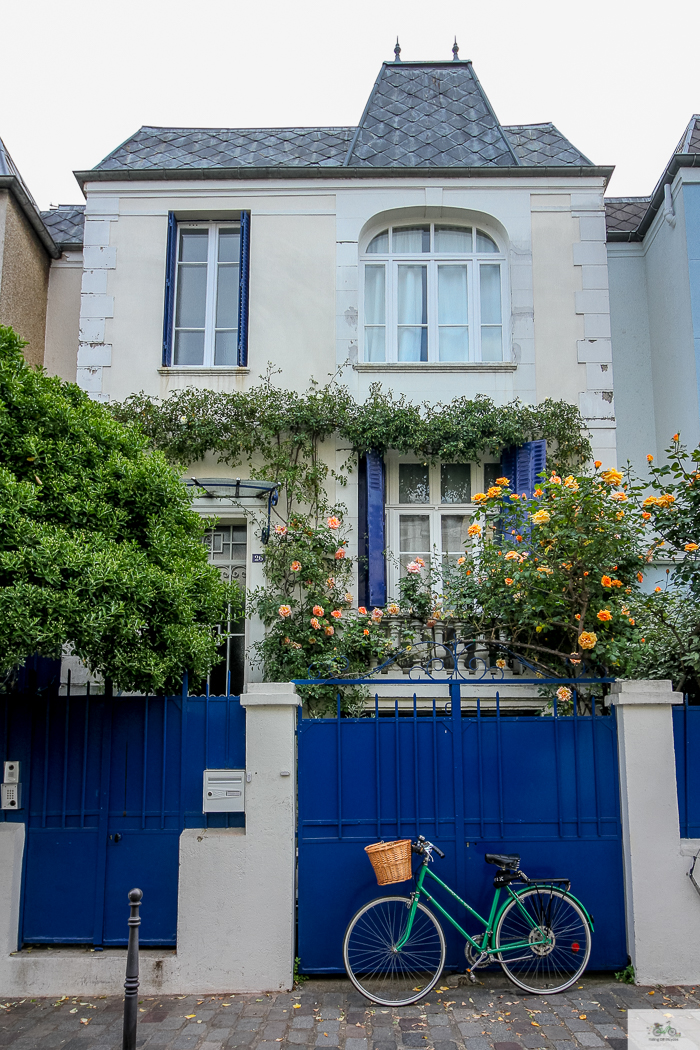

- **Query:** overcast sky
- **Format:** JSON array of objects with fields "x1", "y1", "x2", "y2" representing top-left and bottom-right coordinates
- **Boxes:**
[{"x1": 2, "y1": 0, "x2": 699, "y2": 210}]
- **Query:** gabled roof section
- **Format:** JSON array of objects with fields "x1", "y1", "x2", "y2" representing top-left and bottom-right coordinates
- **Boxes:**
[
  {"x1": 673, "y1": 115, "x2": 700, "y2": 156},
  {"x1": 502, "y1": 123, "x2": 592, "y2": 167},
  {"x1": 40, "y1": 204, "x2": 85, "y2": 249},
  {"x1": 95, "y1": 126, "x2": 355, "y2": 171},
  {"x1": 605, "y1": 197, "x2": 651, "y2": 237},
  {"x1": 344, "y1": 61, "x2": 519, "y2": 168},
  {"x1": 0, "y1": 136, "x2": 60, "y2": 258},
  {"x1": 606, "y1": 114, "x2": 700, "y2": 242}
]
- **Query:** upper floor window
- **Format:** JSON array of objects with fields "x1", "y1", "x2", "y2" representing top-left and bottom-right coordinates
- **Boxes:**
[
  {"x1": 362, "y1": 223, "x2": 506, "y2": 364},
  {"x1": 163, "y1": 214, "x2": 250, "y2": 368}
]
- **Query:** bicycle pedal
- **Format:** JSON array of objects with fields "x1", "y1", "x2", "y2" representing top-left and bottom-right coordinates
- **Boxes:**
[{"x1": 467, "y1": 971, "x2": 477, "y2": 984}]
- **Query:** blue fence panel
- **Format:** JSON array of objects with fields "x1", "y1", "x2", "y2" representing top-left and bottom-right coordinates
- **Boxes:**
[
  {"x1": 0, "y1": 686, "x2": 245, "y2": 947},
  {"x1": 297, "y1": 687, "x2": 626, "y2": 975},
  {"x1": 674, "y1": 700, "x2": 700, "y2": 838}
]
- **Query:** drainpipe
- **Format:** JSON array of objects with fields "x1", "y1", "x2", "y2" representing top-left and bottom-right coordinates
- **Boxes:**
[{"x1": 663, "y1": 183, "x2": 677, "y2": 228}]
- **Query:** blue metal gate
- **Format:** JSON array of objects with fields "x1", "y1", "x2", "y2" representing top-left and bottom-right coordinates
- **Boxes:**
[
  {"x1": 0, "y1": 681, "x2": 244, "y2": 946},
  {"x1": 297, "y1": 660, "x2": 627, "y2": 974},
  {"x1": 673, "y1": 698, "x2": 700, "y2": 838}
]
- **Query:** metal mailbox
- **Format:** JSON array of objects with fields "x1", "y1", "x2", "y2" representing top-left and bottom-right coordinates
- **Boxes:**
[{"x1": 203, "y1": 769, "x2": 245, "y2": 813}]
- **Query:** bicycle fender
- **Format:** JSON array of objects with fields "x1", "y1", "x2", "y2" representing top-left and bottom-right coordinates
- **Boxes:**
[{"x1": 495, "y1": 885, "x2": 594, "y2": 933}]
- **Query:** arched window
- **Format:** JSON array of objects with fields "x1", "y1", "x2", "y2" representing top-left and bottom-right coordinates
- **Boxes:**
[{"x1": 361, "y1": 223, "x2": 506, "y2": 363}]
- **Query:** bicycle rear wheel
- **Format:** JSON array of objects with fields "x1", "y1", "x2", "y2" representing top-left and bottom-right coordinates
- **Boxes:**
[
  {"x1": 495, "y1": 886, "x2": 591, "y2": 993},
  {"x1": 343, "y1": 896, "x2": 445, "y2": 1006}
]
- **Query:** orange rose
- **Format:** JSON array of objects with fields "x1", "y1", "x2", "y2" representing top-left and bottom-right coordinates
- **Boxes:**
[
  {"x1": 331, "y1": 609, "x2": 342, "y2": 619},
  {"x1": 597, "y1": 609, "x2": 613, "y2": 622},
  {"x1": 290, "y1": 560, "x2": 302, "y2": 572},
  {"x1": 601, "y1": 575, "x2": 612, "y2": 588},
  {"x1": 312, "y1": 605, "x2": 325, "y2": 617},
  {"x1": 358, "y1": 606, "x2": 367, "y2": 615},
  {"x1": 324, "y1": 625, "x2": 334, "y2": 636},
  {"x1": 579, "y1": 631, "x2": 597, "y2": 649},
  {"x1": 334, "y1": 549, "x2": 345, "y2": 560},
  {"x1": 278, "y1": 605, "x2": 292, "y2": 618}
]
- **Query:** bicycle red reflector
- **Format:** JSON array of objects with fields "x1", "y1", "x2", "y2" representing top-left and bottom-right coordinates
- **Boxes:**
[{"x1": 571, "y1": 941, "x2": 580, "y2": 953}]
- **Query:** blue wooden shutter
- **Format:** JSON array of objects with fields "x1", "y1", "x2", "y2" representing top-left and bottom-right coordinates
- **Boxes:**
[
  {"x1": 500, "y1": 439, "x2": 546, "y2": 499},
  {"x1": 162, "y1": 212, "x2": 177, "y2": 366},
  {"x1": 358, "y1": 452, "x2": 386, "y2": 608},
  {"x1": 237, "y1": 212, "x2": 251, "y2": 367}
]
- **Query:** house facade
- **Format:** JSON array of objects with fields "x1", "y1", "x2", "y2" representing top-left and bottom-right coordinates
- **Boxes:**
[
  {"x1": 606, "y1": 116, "x2": 700, "y2": 469},
  {"x1": 69, "y1": 53, "x2": 617, "y2": 689}
]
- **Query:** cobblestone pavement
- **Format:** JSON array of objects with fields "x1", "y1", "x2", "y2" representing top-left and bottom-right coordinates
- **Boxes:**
[{"x1": 0, "y1": 974, "x2": 698, "y2": 1050}]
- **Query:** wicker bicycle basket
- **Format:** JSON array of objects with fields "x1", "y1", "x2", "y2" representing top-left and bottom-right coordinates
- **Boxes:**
[{"x1": 364, "y1": 839, "x2": 413, "y2": 885}]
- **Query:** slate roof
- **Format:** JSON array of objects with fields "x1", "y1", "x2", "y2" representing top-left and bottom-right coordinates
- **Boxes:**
[
  {"x1": 345, "y1": 62, "x2": 519, "y2": 168},
  {"x1": 502, "y1": 123, "x2": 592, "y2": 167},
  {"x1": 605, "y1": 197, "x2": 651, "y2": 236},
  {"x1": 39, "y1": 204, "x2": 86, "y2": 249},
  {"x1": 84, "y1": 59, "x2": 601, "y2": 181},
  {"x1": 605, "y1": 115, "x2": 700, "y2": 241},
  {"x1": 0, "y1": 136, "x2": 60, "y2": 257},
  {"x1": 0, "y1": 136, "x2": 39, "y2": 209},
  {"x1": 96, "y1": 126, "x2": 355, "y2": 171}
]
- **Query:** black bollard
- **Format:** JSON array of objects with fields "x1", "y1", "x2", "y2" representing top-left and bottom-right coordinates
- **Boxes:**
[{"x1": 122, "y1": 888, "x2": 142, "y2": 1050}]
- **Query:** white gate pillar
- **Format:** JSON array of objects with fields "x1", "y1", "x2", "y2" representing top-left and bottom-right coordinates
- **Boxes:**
[
  {"x1": 612, "y1": 679, "x2": 700, "y2": 984},
  {"x1": 175, "y1": 681, "x2": 300, "y2": 992}
]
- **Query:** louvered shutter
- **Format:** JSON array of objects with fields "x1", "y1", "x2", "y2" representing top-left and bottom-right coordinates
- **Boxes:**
[
  {"x1": 358, "y1": 452, "x2": 387, "y2": 609},
  {"x1": 500, "y1": 440, "x2": 547, "y2": 499},
  {"x1": 162, "y1": 211, "x2": 177, "y2": 366},
  {"x1": 237, "y1": 212, "x2": 251, "y2": 367}
]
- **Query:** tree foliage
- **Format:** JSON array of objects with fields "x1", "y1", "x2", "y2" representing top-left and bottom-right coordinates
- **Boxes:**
[
  {"x1": 624, "y1": 437, "x2": 700, "y2": 696},
  {"x1": 0, "y1": 326, "x2": 239, "y2": 694}
]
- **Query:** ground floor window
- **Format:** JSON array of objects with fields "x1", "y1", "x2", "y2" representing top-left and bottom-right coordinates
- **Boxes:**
[
  {"x1": 203, "y1": 522, "x2": 247, "y2": 695},
  {"x1": 385, "y1": 457, "x2": 500, "y2": 597}
]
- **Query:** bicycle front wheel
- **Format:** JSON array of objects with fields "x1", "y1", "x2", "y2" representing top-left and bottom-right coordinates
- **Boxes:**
[
  {"x1": 495, "y1": 886, "x2": 591, "y2": 993},
  {"x1": 343, "y1": 896, "x2": 446, "y2": 1006}
]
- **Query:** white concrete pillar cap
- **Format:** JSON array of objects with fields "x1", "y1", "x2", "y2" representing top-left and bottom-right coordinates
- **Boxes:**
[
  {"x1": 610, "y1": 679, "x2": 681, "y2": 704},
  {"x1": 241, "y1": 682, "x2": 301, "y2": 707}
]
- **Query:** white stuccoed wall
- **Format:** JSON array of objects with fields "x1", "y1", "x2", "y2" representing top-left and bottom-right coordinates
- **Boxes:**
[
  {"x1": 0, "y1": 683, "x2": 300, "y2": 996},
  {"x1": 612, "y1": 679, "x2": 700, "y2": 985}
]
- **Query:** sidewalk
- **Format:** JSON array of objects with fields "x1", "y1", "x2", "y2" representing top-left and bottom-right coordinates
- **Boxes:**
[{"x1": 0, "y1": 974, "x2": 696, "y2": 1050}]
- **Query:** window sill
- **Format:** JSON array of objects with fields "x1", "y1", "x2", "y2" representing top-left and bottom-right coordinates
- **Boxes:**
[
  {"x1": 353, "y1": 362, "x2": 517, "y2": 373},
  {"x1": 158, "y1": 367, "x2": 251, "y2": 376}
]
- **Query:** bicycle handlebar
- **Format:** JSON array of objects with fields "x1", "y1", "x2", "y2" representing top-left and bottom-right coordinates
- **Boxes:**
[{"x1": 413, "y1": 835, "x2": 445, "y2": 859}]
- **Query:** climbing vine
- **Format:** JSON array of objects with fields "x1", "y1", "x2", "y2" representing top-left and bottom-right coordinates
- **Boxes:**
[{"x1": 112, "y1": 371, "x2": 592, "y2": 521}]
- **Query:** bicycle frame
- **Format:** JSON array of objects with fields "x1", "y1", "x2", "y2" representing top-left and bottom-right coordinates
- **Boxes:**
[{"x1": 396, "y1": 860, "x2": 592, "y2": 958}]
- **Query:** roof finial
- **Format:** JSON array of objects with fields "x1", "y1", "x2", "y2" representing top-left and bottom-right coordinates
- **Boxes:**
[
  {"x1": 394, "y1": 37, "x2": 402, "y2": 62},
  {"x1": 452, "y1": 37, "x2": 460, "y2": 61}
]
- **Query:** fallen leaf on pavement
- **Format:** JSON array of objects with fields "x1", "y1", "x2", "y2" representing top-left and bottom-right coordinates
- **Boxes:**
[
  {"x1": 79, "y1": 1018, "x2": 89, "y2": 1025},
  {"x1": 185, "y1": 1014, "x2": 196, "y2": 1018}
]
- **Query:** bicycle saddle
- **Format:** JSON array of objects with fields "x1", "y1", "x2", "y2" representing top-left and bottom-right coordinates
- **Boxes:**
[{"x1": 485, "y1": 853, "x2": 520, "y2": 869}]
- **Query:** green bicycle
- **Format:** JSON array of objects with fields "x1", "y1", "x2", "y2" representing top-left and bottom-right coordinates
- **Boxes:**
[{"x1": 343, "y1": 836, "x2": 593, "y2": 1005}]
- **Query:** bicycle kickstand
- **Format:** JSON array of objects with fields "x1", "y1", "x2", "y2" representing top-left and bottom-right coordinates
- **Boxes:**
[{"x1": 467, "y1": 952, "x2": 489, "y2": 983}]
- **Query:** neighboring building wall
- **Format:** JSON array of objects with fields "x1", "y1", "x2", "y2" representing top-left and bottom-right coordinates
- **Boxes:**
[
  {"x1": 644, "y1": 181, "x2": 699, "y2": 456},
  {"x1": 44, "y1": 251, "x2": 82, "y2": 382},
  {"x1": 684, "y1": 180, "x2": 700, "y2": 433},
  {"x1": 0, "y1": 191, "x2": 50, "y2": 367},
  {"x1": 608, "y1": 246, "x2": 657, "y2": 467}
]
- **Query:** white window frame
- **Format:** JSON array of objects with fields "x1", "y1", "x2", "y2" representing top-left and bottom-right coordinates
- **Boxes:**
[
  {"x1": 384, "y1": 454, "x2": 500, "y2": 598},
  {"x1": 360, "y1": 222, "x2": 508, "y2": 364},
  {"x1": 202, "y1": 517, "x2": 248, "y2": 693},
  {"x1": 173, "y1": 221, "x2": 240, "y2": 368}
]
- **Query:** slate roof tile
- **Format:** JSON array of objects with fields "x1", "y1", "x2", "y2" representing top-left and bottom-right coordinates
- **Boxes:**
[
  {"x1": 604, "y1": 197, "x2": 650, "y2": 236},
  {"x1": 39, "y1": 204, "x2": 86, "y2": 247}
]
